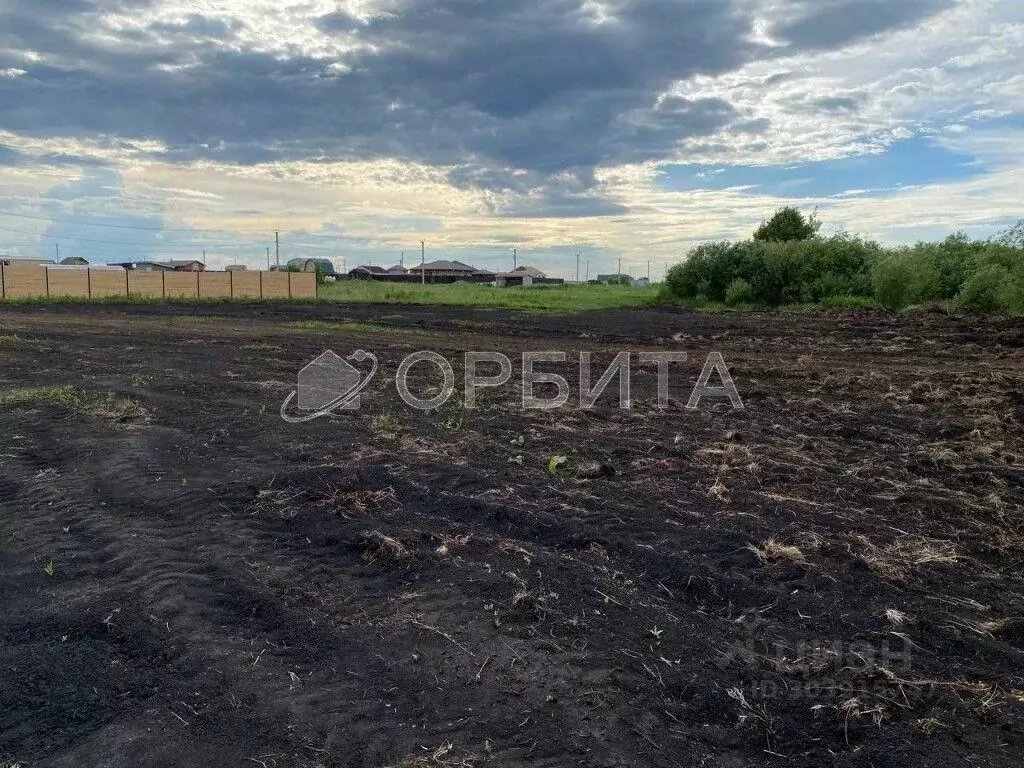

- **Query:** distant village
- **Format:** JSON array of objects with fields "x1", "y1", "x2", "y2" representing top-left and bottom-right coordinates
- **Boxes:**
[{"x1": 0, "y1": 255, "x2": 649, "y2": 287}]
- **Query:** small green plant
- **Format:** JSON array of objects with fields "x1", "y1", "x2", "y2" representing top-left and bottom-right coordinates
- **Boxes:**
[
  {"x1": 129, "y1": 373, "x2": 153, "y2": 388},
  {"x1": 547, "y1": 455, "x2": 568, "y2": 474},
  {"x1": 43, "y1": 560, "x2": 55, "y2": 577},
  {"x1": 372, "y1": 412, "x2": 406, "y2": 436},
  {"x1": 648, "y1": 625, "x2": 664, "y2": 641},
  {"x1": 0, "y1": 334, "x2": 24, "y2": 345}
]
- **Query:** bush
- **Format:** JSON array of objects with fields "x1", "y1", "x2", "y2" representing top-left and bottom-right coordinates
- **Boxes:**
[
  {"x1": 954, "y1": 264, "x2": 1012, "y2": 313},
  {"x1": 872, "y1": 249, "x2": 941, "y2": 311},
  {"x1": 724, "y1": 278, "x2": 756, "y2": 306},
  {"x1": 663, "y1": 235, "x2": 877, "y2": 306},
  {"x1": 662, "y1": 229, "x2": 1024, "y2": 315}
]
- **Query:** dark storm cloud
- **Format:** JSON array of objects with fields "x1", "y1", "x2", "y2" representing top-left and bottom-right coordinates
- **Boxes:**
[
  {"x1": 0, "y1": 0, "x2": 956, "y2": 205},
  {"x1": 772, "y1": 0, "x2": 955, "y2": 49}
]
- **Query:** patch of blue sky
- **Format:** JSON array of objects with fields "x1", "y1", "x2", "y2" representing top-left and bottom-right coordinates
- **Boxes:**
[{"x1": 658, "y1": 136, "x2": 983, "y2": 199}]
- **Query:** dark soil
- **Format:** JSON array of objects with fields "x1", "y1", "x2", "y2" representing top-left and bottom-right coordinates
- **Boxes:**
[{"x1": 2, "y1": 302, "x2": 1024, "y2": 767}]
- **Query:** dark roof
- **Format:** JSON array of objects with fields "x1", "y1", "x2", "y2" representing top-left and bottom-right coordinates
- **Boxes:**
[
  {"x1": 351, "y1": 265, "x2": 389, "y2": 275},
  {"x1": 386, "y1": 265, "x2": 406, "y2": 272},
  {"x1": 412, "y1": 259, "x2": 476, "y2": 272}
]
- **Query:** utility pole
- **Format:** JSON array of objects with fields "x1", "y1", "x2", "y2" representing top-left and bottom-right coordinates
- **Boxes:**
[
  {"x1": 202, "y1": 249, "x2": 206, "y2": 266},
  {"x1": 585, "y1": 259, "x2": 590, "y2": 282},
  {"x1": 421, "y1": 240, "x2": 425, "y2": 285},
  {"x1": 617, "y1": 257, "x2": 622, "y2": 279},
  {"x1": 575, "y1": 253, "x2": 580, "y2": 284},
  {"x1": 513, "y1": 247, "x2": 517, "y2": 270},
  {"x1": 266, "y1": 247, "x2": 270, "y2": 270},
  {"x1": 274, "y1": 231, "x2": 280, "y2": 269},
  {"x1": 647, "y1": 260, "x2": 651, "y2": 282},
  {"x1": 55, "y1": 243, "x2": 59, "y2": 263},
  {"x1": 400, "y1": 251, "x2": 404, "y2": 268}
]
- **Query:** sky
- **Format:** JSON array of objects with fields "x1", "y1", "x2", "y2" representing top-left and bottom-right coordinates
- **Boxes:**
[{"x1": 0, "y1": 0, "x2": 1021, "y2": 279}]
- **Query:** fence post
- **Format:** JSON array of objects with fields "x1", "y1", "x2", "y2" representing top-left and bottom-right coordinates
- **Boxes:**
[{"x1": 161, "y1": 271, "x2": 166, "y2": 299}]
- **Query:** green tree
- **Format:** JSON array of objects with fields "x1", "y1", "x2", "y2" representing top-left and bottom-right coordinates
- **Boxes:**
[
  {"x1": 753, "y1": 206, "x2": 821, "y2": 243},
  {"x1": 954, "y1": 263, "x2": 1012, "y2": 314}
]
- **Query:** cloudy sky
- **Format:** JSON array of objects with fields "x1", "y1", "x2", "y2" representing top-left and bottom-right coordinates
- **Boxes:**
[{"x1": 0, "y1": 0, "x2": 1021, "y2": 277}]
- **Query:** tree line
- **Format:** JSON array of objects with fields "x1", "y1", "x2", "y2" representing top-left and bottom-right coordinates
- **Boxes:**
[{"x1": 661, "y1": 207, "x2": 1024, "y2": 314}]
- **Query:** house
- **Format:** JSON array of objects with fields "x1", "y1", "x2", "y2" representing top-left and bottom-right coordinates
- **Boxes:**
[
  {"x1": 225, "y1": 264, "x2": 247, "y2": 272},
  {"x1": 407, "y1": 260, "x2": 478, "y2": 280},
  {"x1": 109, "y1": 260, "x2": 206, "y2": 272},
  {"x1": 59, "y1": 256, "x2": 89, "y2": 266},
  {"x1": 287, "y1": 257, "x2": 336, "y2": 274},
  {"x1": 596, "y1": 273, "x2": 633, "y2": 285},
  {"x1": 496, "y1": 265, "x2": 545, "y2": 287},
  {"x1": 386, "y1": 264, "x2": 407, "y2": 275},
  {"x1": 349, "y1": 265, "x2": 390, "y2": 279}
]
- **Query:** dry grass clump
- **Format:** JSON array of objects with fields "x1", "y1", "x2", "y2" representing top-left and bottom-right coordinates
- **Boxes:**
[
  {"x1": 362, "y1": 531, "x2": 412, "y2": 563},
  {"x1": 434, "y1": 534, "x2": 472, "y2": 556},
  {"x1": 1, "y1": 385, "x2": 148, "y2": 424},
  {"x1": 747, "y1": 537, "x2": 806, "y2": 564},
  {"x1": 88, "y1": 391, "x2": 149, "y2": 424},
  {"x1": 313, "y1": 486, "x2": 398, "y2": 519},
  {"x1": 965, "y1": 617, "x2": 1024, "y2": 643},
  {"x1": 850, "y1": 535, "x2": 959, "y2": 580},
  {"x1": 382, "y1": 742, "x2": 479, "y2": 767},
  {"x1": 883, "y1": 608, "x2": 911, "y2": 626},
  {"x1": 695, "y1": 442, "x2": 759, "y2": 474},
  {"x1": 706, "y1": 478, "x2": 730, "y2": 503}
]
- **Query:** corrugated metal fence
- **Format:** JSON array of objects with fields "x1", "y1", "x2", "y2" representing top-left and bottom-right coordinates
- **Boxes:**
[{"x1": 0, "y1": 266, "x2": 317, "y2": 300}]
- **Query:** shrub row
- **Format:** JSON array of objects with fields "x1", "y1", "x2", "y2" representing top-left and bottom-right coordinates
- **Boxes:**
[{"x1": 661, "y1": 224, "x2": 1024, "y2": 315}]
